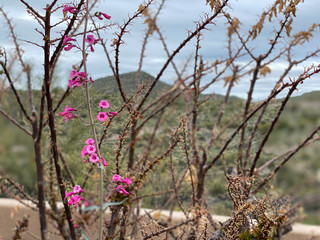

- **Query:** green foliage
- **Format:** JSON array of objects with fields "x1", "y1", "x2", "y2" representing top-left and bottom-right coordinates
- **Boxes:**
[
  {"x1": 0, "y1": 114, "x2": 36, "y2": 195},
  {"x1": 1, "y1": 72, "x2": 320, "y2": 224}
]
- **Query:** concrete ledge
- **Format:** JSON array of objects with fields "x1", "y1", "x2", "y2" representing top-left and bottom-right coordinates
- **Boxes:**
[{"x1": 1, "y1": 198, "x2": 319, "y2": 239}]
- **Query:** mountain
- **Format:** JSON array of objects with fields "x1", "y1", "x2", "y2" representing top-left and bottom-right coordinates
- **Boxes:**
[{"x1": 92, "y1": 71, "x2": 171, "y2": 96}]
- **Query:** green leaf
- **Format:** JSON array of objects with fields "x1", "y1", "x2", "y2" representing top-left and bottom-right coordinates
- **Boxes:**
[
  {"x1": 81, "y1": 229, "x2": 90, "y2": 240},
  {"x1": 103, "y1": 198, "x2": 127, "y2": 208},
  {"x1": 83, "y1": 198, "x2": 128, "y2": 212}
]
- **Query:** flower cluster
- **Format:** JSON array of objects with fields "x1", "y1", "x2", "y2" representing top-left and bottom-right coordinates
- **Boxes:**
[
  {"x1": 97, "y1": 100, "x2": 118, "y2": 122},
  {"x1": 65, "y1": 185, "x2": 85, "y2": 207},
  {"x1": 68, "y1": 70, "x2": 94, "y2": 88},
  {"x1": 81, "y1": 138, "x2": 108, "y2": 166},
  {"x1": 59, "y1": 105, "x2": 77, "y2": 122},
  {"x1": 112, "y1": 174, "x2": 132, "y2": 195}
]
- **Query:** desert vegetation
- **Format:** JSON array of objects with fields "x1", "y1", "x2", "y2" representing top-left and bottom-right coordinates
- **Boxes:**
[{"x1": 0, "y1": 0, "x2": 320, "y2": 239}]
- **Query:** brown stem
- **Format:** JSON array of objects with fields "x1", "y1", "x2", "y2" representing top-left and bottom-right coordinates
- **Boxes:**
[
  {"x1": 238, "y1": 57, "x2": 261, "y2": 174},
  {"x1": 249, "y1": 82, "x2": 296, "y2": 176},
  {"x1": 59, "y1": 151, "x2": 76, "y2": 187},
  {"x1": 128, "y1": 120, "x2": 137, "y2": 170},
  {"x1": 107, "y1": 206, "x2": 121, "y2": 239},
  {"x1": 43, "y1": 6, "x2": 76, "y2": 239},
  {"x1": 33, "y1": 140, "x2": 47, "y2": 240},
  {"x1": 205, "y1": 65, "x2": 238, "y2": 156}
]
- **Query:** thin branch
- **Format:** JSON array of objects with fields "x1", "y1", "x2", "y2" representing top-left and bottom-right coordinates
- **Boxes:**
[
  {"x1": 0, "y1": 61, "x2": 32, "y2": 122},
  {"x1": 252, "y1": 124, "x2": 320, "y2": 195},
  {"x1": 238, "y1": 57, "x2": 262, "y2": 174},
  {"x1": 137, "y1": 0, "x2": 230, "y2": 111},
  {"x1": 249, "y1": 77, "x2": 305, "y2": 176},
  {"x1": 19, "y1": 0, "x2": 44, "y2": 21},
  {"x1": 206, "y1": 65, "x2": 238, "y2": 155},
  {"x1": 113, "y1": 0, "x2": 154, "y2": 104},
  {"x1": 256, "y1": 136, "x2": 320, "y2": 173},
  {"x1": 204, "y1": 79, "x2": 294, "y2": 174},
  {"x1": 143, "y1": 218, "x2": 196, "y2": 239},
  {"x1": 58, "y1": 151, "x2": 75, "y2": 187},
  {"x1": 0, "y1": 108, "x2": 32, "y2": 136}
]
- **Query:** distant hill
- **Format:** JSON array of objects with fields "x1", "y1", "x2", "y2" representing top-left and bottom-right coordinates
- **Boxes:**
[
  {"x1": 92, "y1": 71, "x2": 233, "y2": 102},
  {"x1": 92, "y1": 71, "x2": 171, "y2": 96},
  {"x1": 290, "y1": 91, "x2": 320, "y2": 102}
]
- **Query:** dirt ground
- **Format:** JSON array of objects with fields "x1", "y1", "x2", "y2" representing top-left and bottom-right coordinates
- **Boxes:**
[{"x1": 0, "y1": 198, "x2": 319, "y2": 240}]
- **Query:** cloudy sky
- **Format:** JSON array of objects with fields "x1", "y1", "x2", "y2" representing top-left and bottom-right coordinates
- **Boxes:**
[{"x1": 0, "y1": 0, "x2": 319, "y2": 99}]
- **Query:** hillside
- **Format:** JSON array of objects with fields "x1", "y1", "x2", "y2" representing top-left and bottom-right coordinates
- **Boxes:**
[
  {"x1": 0, "y1": 72, "x2": 320, "y2": 224},
  {"x1": 92, "y1": 71, "x2": 171, "y2": 96},
  {"x1": 266, "y1": 91, "x2": 320, "y2": 224}
]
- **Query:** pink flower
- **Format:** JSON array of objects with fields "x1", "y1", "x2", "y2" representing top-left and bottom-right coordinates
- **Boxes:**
[
  {"x1": 97, "y1": 112, "x2": 108, "y2": 122},
  {"x1": 86, "y1": 145, "x2": 96, "y2": 154},
  {"x1": 101, "y1": 12, "x2": 111, "y2": 20},
  {"x1": 99, "y1": 100, "x2": 110, "y2": 109},
  {"x1": 95, "y1": 12, "x2": 111, "y2": 20},
  {"x1": 63, "y1": 5, "x2": 76, "y2": 14},
  {"x1": 96, "y1": 14, "x2": 103, "y2": 20},
  {"x1": 78, "y1": 71, "x2": 87, "y2": 78},
  {"x1": 116, "y1": 185, "x2": 129, "y2": 195},
  {"x1": 64, "y1": 113, "x2": 76, "y2": 122},
  {"x1": 81, "y1": 145, "x2": 89, "y2": 158},
  {"x1": 59, "y1": 105, "x2": 77, "y2": 122},
  {"x1": 70, "y1": 70, "x2": 79, "y2": 78},
  {"x1": 85, "y1": 138, "x2": 95, "y2": 145},
  {"x1": 102, "y1": 157, "x2": 108, "y2": 166},
  {"x1": 108, "y1": 112, "x2": 118, "y2": 117},
  {"x1": 64, "y1": 44, "x2": 75, "y2": 51},
  {"x1": 73, "y1": 185, "x2": 85, "y2": 194},
  {"x1": 63, "y1": 36, "x2": 75, "y2": 46},
  {"x1": 112, "y1": 174, "x2": 130, "y2": 195},
  {"x1": 59, "y1": 105, "x2": 76, "y2": 116},
  {"x1": 85, "y1": 35, "x2": 97, "y2": 44},
  {"x1": 112, "y1": 174, "x2": 122, "y2": 182},
  {"x1": 68, "y1": 70, "x2": 90, "y2": 88},
  {"x1": 85, "y1": 35, "x2": 100, "y2": 52},
  {"x1": 68, "y1": 79, "x2": 75, "y2": 88},
  {"x1": 68, "y1": 195, "x2": 84, "y2": 207},
  {"x1": 122, "y1": 177, "x2": 132, "y2": 185},
  {"x1": 89, "y1": 153, "x2": 100, "y2": 163},
  {"x1": 64, "y1": 191, "x2": 74, "y2": 200}
]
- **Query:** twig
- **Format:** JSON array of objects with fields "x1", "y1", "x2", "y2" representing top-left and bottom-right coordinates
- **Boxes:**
[
  {"x1": 137, "y1": 0, "x2": 230, "y2": 111},
  {"x1": 142, "y1": 218, "x2": 196, "y2": 239},
  {"x1": 252, "y1": 124, "x2": 320, "y2": 194},
  {"x1": 0, "y1": 108, "x2": 32, "y2": 136}
]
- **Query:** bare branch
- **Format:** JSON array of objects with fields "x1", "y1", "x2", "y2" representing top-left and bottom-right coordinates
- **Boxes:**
[{"x1": 0, "y1": 108, "x2": 32, "y2": 136}]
